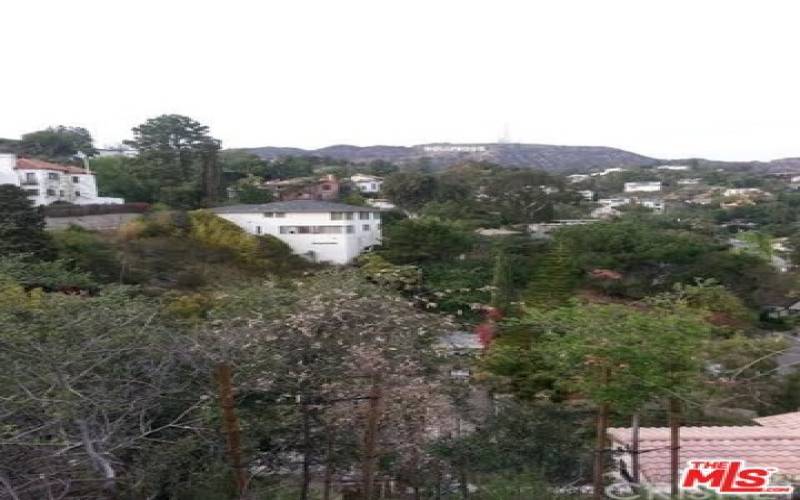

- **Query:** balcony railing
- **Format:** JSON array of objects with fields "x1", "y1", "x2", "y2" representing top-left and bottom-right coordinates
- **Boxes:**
[{"x1": 21, "y1": 180, "x2": 39, "y2": 186}]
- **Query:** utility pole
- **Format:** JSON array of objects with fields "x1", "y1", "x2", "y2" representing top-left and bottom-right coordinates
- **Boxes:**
[
  {"x1": 593, "y1": 367, "x2": 611, "y2": 500},
  {"x1": 215, "y1": 363, "x2": 247, "y2": 498},
  {"x1": 669, "y1": 398, "x2": 681, "y2": 499},
  {"x1": 631, "y1": 413, "x2": 640, "y2": 484}
]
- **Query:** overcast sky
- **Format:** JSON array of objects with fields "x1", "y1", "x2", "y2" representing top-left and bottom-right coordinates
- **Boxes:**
[{"x1": 2, "y1": 0, "x2": 799, "y2": 161}]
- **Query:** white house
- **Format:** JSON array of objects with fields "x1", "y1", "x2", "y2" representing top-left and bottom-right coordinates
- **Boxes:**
[
  {"x1": 0, "y1": 154, "x2": 124, "y2": 206},
  {"x1": 656, "y1": 165, "x2": 690, "y2": 171},
  {"x1": 639, "y1": 198, "x2": 665, "y2": 213},
  {"x1": 350, "y1": 174, "x2": 383, "y2": 194},
  {"x1": 597, "y1": 197, "x2": 631, "y2": 208},
  {"x1": 624, "y1": 181, "x2": 662, "y2": 193},
  {"x1": 212, "y1": 200, "x2": 382, "y2": 264}
]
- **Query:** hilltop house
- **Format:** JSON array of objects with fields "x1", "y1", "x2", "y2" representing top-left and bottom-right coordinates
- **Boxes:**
[
  {"x1": 0, "y1": 154, "x2": 123, "y2": 206},
  {"x1": 350, "y1": 174, "x2": 383, "y2": 193},
  {"x1": 624, "y1": 181, "x2": 662, "y2": 193},
  {"x1": 212, "y1": 200, "x2": 381, "y2": 264},
  {"x1": 263, "y1": 174, "x2": 340, "y2": 201},
  {"x1": 609, "y1": 410, "x2": 800, "y2": 492}
]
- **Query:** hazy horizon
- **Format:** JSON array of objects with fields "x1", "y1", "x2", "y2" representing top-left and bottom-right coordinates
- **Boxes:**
[{"x1": 3, "y1": 0, "x2": 800, "y2": 162}]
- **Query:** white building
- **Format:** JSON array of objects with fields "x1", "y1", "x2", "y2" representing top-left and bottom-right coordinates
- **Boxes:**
[
  {"x1": 366, "y1": 198, "x2": 396, "y2": 210},
  {"x1": 350, "y1": 174, "x2": 383, "y2": 194},
  {"x1": 212, "y1": 200, "x2": 382, "y2": 264},
  {"x1": 640, "y1": 198, "x2": 665, "y2": 213},
  {"x1": 597, "y1": 197, "x2": 631, "y2": 208},
  {"x1": 624, "y1": 181, "x2": 662, "y2": 193},
  {"x1": 656, "y1": 165, "x2": 690, "y2": 171},
  {"x1": 723, "y1": 187, "x2": 766, "y2": 197},
  {"x1": 577, "y1": 189, "x2": 595, "y2": 201},
  {"x1": 0, "y1": 154, "x2": 123, "y2": 206}
]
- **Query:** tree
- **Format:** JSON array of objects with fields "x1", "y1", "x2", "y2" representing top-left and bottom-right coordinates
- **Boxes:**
[
  {"x1": 0, "y1": 185, "x2": 52, "y2": 259},
  {"x1": 18, "y1": 125, "x2": 96, "y2": 161},
  {"x1": 125, "y1": 114, "x2": 222, "y2": 206},
  {"x1": 382, "y1": 172, "x2": 437, "y2": 212},
  {"x1": 490, "y1": 250, "x2": 514, "y2": 312},
  {"x1": 486, "y1": 303, "x2": 715, "y2": 498},
  {"x1": 380, "y1": 217, "x2": 474, "y2": 264},
  {"x1": 89, "y1": 155, "x2": 152, "y2": 202},
  {"x1": 525, "y1": 241, "x2": 577, "y2": 308}
]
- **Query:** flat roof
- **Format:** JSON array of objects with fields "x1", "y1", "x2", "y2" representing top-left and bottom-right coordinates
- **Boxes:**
[{"x1": 211, "y1": 200, "x2": 380, "y2": 214}]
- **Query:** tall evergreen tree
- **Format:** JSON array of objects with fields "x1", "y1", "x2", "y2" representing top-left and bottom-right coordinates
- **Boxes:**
[
  {"x1": 525, "y1": 241, "x2": 576, "y2": 308},
  {"x1": 0, "y1": 185, "x2": 53, "y2": 259},
  {"x1": 490, "y1": 250, "x2": 514, "y2": 313}
]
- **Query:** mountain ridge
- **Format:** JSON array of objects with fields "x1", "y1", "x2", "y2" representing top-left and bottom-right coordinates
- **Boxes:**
[{"x1": 237, "y1": 142, "x2": 800, "y2": 173}]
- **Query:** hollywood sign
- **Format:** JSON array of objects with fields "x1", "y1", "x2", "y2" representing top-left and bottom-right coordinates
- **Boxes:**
[{"x1": 422, "y1": 145, "x2": 488, "y2": 153}]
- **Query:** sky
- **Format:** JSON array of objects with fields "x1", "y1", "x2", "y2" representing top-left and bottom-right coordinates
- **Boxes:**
[{"x1": 2, "y1": 0, "x2": 799, "y2": 161}]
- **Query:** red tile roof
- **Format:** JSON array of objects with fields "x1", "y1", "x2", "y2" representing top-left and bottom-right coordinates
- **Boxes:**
[
  {"x1": 15, "y1": 158, "x2": 90, "y2": 175},
  {"x1": 609, "y1": 415, "x2": 800, "y2": 483}
]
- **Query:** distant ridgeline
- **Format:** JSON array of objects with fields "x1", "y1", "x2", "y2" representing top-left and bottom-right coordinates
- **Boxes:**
[{"x1": 236, "y1": 142, "x2": 800, "y2": 174}]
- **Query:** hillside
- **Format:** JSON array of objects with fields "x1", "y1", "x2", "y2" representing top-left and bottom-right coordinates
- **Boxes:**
[{"x1": 240, "y1": 142, "x2": 660, "y2": 173}]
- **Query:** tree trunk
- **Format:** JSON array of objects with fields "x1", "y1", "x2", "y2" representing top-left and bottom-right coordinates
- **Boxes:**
[
  {"x1": 593, "y1": 402, "x2": 610, "y2": 500},
  {"x1": 631, "y1": 413, "x2": 640, "y2": 484},
  {"x1": 215, "y1": 363, "x2": 247, "y2": 498},
  {"x1": 323, "y1": 431, "x2": 334, "y2": 500},
  {"x1": 669, "y1": 398, "x2": 681, "y2": 499},
  {"x1": 361, "y1": 376, "x2": 383, "y2": 500},
  {"x1": 301, "y1": 402, "x2": 311, "y2": 500}
]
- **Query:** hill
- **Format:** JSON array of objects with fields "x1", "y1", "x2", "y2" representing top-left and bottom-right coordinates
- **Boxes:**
[{"x1": 239, "y1": 142, "x2": 659, "y2": 173}]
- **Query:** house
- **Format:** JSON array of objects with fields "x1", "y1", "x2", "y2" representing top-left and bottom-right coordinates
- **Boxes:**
[
  {"x1": 609, "y1": 411, "x2": 800, "y2": 492},
  {"x1": 624, "y1": 181, "x2": 662, "y2": 193},
  {"x1": 656, "y1": 165, "x2": 690, "y2": 171},
  {"x1": 0, "y1": 154, "x2": 123, "y2": 206},
  {"x1": 263, "y1": 174, "x2": 340, "y2": 201},
  {"x1": 723, "y1": 187, "x2": 768, "y2": 197},
  {"x1": 366, "y1": 198, "x2": 396, "y2": 210},
  {"x1": 639, "y1": 199, "x2": 665, "y2": 213},
  {"x1": 597, "y1": 197, "x2": 632, "y2": 208},
  {"x1": 350, "y1": 174, "x2": 383, "y2": 193},
  {"x1": 567, "y1": 174, "x2": 590, "y2": 183},
  {"x1": 578, "y1": 190, "x2": 596, "y2": 201},
  {"x1": 211, "y1": 200, "x2": 382, "y2": 264}
]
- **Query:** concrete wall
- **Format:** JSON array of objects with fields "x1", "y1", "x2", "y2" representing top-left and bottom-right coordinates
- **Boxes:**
[{"x1": 46, "y1": 213, "x2": 141, "y2": 232}]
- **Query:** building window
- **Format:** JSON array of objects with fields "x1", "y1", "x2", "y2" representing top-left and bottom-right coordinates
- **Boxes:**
[
  {"x1": 280, "y1": 226, "x2": 343, "y2": 234},
  {"x1": 24, "y1": 173, "x2": 37, "y2": 185},
  {"x1": 331, "y1": 212, "x2": 353, "y2": 220},
  {"x1": 345, "y1": 226, "x2": 355, "y2": 234},
  {"x1": 48, "y1": 172, "x2": 59, "y2": 180},
  {"x1": 46, "y1": 189, "x2": 56, "y2": 196},
  {"x1": 371, "y1": 183, "x2": 377, "y2": 190},
  {"x1": 59, "y1": 190, "x2": 65, "y2": 197},
  {"x1": 72, "y1": 176, "x2": 79, "y2": 183},
  {"x1": 24, "y1": 189, "x2": 39, "y2": 196},
  {"x1": 362, "y1": 224, "x2": 370, "y2": 231},
  {"x1": 373, "y1": 212, "x2": 381, "y2": 220},
  {"x1": 256, "y1": 226, "x2": 262, "y2": 235},
  {"x1": 75, "y1": 191, "x2": 81, "y2": 197},
  {"x1": 322, "y1": 184, "x2": 331, "y2": 191},
  {"x1": 359, "y1": 211, "x2": 370, "y2": 220},
  {"x1": 275, "y1": 212, "x2": 285, "y2": 218}
]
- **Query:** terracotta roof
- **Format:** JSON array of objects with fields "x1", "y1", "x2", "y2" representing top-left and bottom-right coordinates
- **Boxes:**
[
  {"x1": 15, "y1": 158, "x2": 89, "y2": 175},
  {"x1": 754, "y1": 411, "x2": 800, "y2": 430},
  {"x1": 609, "y1": 419, "x2": 800, "y2": 483}
]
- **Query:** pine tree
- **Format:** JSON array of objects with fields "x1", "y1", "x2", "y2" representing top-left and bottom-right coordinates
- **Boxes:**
[
  {"x1": 525, "y1": 240, "x2": 576, "y2": 308},
  {"x1": 0, "y1": 185, "x2": 53, "y2": 259},
  {"x1": 490, "y1": 250, "x2": 514, "y2": 313}
]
